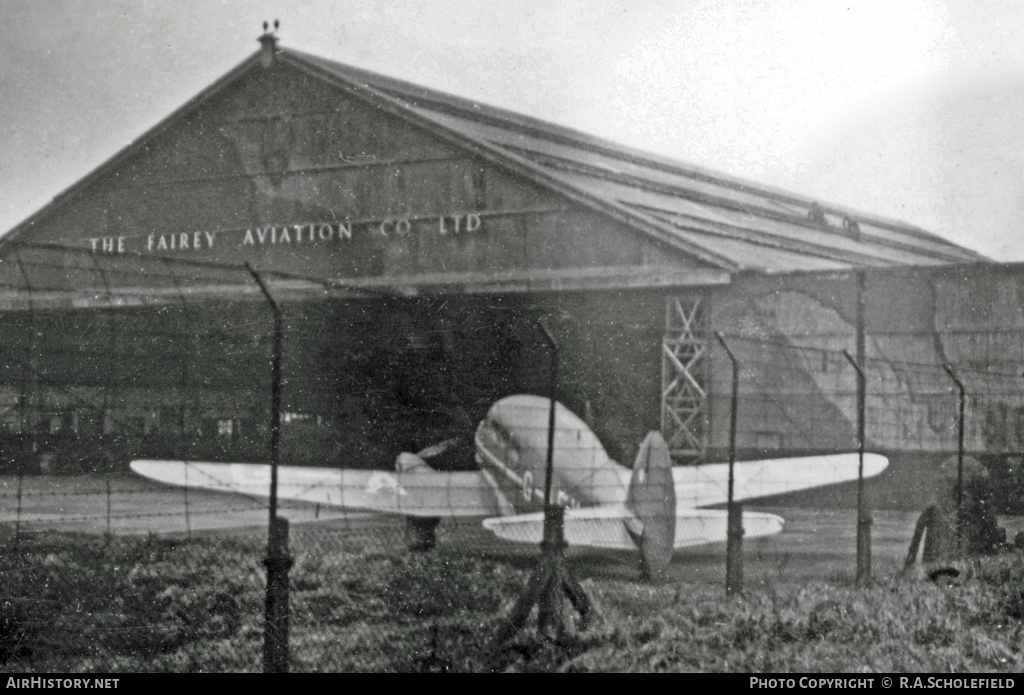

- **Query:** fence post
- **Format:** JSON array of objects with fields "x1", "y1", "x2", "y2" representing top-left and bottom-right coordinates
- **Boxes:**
[
  {"x1": 842, "y1": 350, "x2": 871, "y2": 585},
  {"x1": 493, "y1": 320, "x2": 594, "y2": 647},
  {"x1": 105, "y1": 478, "x2": 112, "y2": 541},
  {"x1": 14, "y1": 455, "x2": 22, "y2": 550},
  {"x1": 539, "y1": 320, "x2": 558, "y2": 512},
  {"x1": 165, "y1": 258, "x2": 193, "y2": 540},
  {"x1": 246, "y1": 264, "x2": 292, "y2": 673},
  {"x1": 943, "y1": 364, "x2": 966, "y2": 557},
  {"x1": 714, "y1": 332, "x2": 742, "y2": 596}
]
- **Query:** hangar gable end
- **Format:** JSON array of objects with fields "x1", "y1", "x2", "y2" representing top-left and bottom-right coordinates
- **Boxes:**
[{"x1": 8, "y1": 56, "x2": 713, "y2": 296}]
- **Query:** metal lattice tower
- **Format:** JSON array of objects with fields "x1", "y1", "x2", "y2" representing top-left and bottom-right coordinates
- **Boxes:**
[{"x1": 661, "y1": 296, "x2": 708, "y2": 463}]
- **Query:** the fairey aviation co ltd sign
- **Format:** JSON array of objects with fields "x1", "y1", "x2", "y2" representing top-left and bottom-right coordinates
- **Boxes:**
[{"x1": 85, "y1": 211, "x2": 485, "y2": 256}]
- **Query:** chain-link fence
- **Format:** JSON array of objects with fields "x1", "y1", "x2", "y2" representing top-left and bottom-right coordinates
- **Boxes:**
[
  {"x1": 0, "y1": 243, "x2": 1020, "y2": 671},
  {"x1": 703, "y1": 332, "x2": 1020, "y2": 591}
]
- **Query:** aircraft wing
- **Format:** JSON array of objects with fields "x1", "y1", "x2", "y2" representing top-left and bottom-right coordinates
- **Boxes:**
[
  {"x1": 130, "y1": 460, "x2": 506, "y2": 518},
  {"x1": 673, "y1": 452, "x2": 888, "y2": 508},
  {"x1": 482, "y1": 506, "x2": 784, "y2": 550}
]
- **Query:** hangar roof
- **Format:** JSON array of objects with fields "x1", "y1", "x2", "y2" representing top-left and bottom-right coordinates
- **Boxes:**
[
  {"x1": 2, "y1": 38, "x2": 987, "y2": 275},
  {"x1": 286, "y1": 48, "x2": 986, "y2": 271}
]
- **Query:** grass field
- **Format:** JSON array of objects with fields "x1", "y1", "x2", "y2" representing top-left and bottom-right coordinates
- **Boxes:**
[
  {"x1": 0, "y1": 524, "x2": 1022, "y2": 672},
  {"x1": 0, "y1": 474, "x2": 1022, "y2": 672}
]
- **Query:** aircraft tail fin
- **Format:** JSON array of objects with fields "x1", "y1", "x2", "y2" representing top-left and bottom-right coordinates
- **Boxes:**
[{"x1": 625, "y1": 431, "x2": 677, "y2": 581}]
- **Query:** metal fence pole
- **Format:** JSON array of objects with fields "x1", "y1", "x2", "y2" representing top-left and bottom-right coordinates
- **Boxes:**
[
  {"x1": 164, "y1": 257, "x2": 193, "y2": 539},
  {"x1": 13, "y1": 253, "x2": 31, "y2": 551},
  {"x1": 714, "y1": 332, "x2": 742, "y2": 596},
  {"x1": 843, "y1": 349, "x2": 871, "y2": 585},
  {"x1": 105, "y1": 478, "x2": 112, "y2": 541},
  {"x1": 943, "y1": 364, "x2": 966, "y2": 557},
  {"x1": 493, "y1": 320, "x2": 594, "y2": 646},
  {"x1": 539, "y1": 320, "x2": 558, "y2": 511},
  {"x1": 14, "y1": 455, "x2": 22, "y2": 550},
  {"x1": 247, "y1": 264, "x2": 292, "y2": 673}
]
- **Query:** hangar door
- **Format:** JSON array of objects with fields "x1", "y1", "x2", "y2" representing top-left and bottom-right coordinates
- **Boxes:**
[{"x1": 322, "y1": 296, "x2": 551, "y2": 471}]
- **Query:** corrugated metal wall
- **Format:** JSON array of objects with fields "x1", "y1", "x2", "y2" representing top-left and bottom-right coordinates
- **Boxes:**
[{"x1": 707, "y1": 265, "x2": 1024, "y2": 462}]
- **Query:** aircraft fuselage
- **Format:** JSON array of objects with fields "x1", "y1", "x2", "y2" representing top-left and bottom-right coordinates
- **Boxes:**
[{"x1": 473, "y1": 394, "x2": 630, "y2": 515}]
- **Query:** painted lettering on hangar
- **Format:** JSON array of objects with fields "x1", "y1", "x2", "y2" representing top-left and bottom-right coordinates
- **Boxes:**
[{"x1": 87, "y1": 212, "x2": 484, "y2": 256}]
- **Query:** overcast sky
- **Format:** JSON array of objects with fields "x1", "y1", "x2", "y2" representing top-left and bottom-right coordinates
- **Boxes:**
[{"x1": 3, "y1": 0, "x2": 1024, "y2": 260}]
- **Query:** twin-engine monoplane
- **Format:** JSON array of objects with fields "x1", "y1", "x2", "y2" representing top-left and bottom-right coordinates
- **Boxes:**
[{"x1": 131, "y1": 394, "x2": 888, "y2": 577}]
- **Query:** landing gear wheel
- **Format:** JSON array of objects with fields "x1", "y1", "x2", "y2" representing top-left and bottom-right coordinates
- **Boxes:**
[{"x1": 406, "y1": 516, "x2": 441, "y2": 551}]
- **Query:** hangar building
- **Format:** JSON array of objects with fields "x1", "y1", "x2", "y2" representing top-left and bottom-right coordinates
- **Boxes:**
[{"x1": 0, "y1": 32, "x2": 1016, "y2": 508}]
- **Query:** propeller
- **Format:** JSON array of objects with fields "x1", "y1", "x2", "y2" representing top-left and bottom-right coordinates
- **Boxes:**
[{"x1": 416, "y1": 437, "x2": 460, "y2": 459}]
